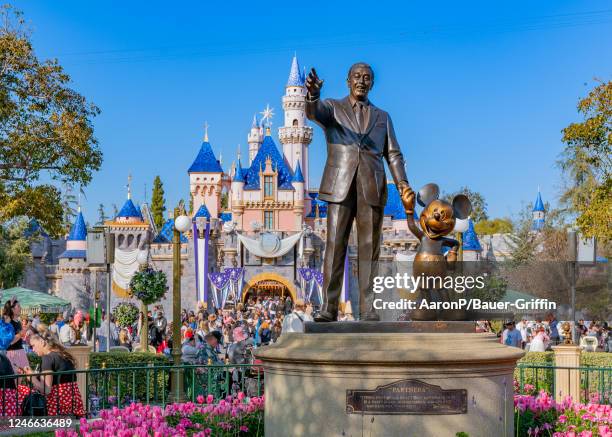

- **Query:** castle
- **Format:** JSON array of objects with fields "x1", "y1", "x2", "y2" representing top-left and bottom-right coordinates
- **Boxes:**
[{"x1": 20, "y1": 55, "x2": 546, "y2": 318}]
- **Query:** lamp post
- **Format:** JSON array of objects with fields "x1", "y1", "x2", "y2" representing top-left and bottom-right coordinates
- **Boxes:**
[
  {"x1": 171, "y1": 204, "x2": 191, "y2": 401},
  {"x1": 136, "y1": 248, "x2": 150, "y2": 352}
]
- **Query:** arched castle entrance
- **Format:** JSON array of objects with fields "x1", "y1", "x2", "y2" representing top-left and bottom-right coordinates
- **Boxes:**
[{"x1": 241, "y1": 272, "x2": 297, "y2": 303}]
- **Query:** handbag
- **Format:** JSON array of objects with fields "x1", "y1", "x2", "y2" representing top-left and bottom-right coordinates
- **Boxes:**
[{"x1": 22, "y1": 391, "x2": 47, "y2": 416}]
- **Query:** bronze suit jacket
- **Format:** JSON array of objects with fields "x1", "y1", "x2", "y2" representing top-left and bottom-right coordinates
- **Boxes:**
[{"x1": 305, "y1": 96, "x2": 408, "y2": 206}]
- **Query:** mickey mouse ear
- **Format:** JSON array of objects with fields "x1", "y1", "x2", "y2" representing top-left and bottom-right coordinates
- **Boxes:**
[
  {"x1": 417, "y1": 183, "x2": 439, "y2": 207},
  {"x1": 452, "y1": 194, "x2": 472, "y2": 220}
]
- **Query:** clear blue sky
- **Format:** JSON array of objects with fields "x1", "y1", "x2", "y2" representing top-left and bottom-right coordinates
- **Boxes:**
[{"x1": 13, "y1": 1, "x2": 612, "y2": 222}]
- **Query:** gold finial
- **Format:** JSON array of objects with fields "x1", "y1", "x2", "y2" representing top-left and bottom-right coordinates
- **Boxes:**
[
  {"x1": 127, "y1": 173, "x2": 132, "y2": 199},
  {"x1": 265, "y1": 126, "x2": 271, "y2": 135},
  {"x1": 203, "y1": 121, "x2": 209, "y2": 142}
]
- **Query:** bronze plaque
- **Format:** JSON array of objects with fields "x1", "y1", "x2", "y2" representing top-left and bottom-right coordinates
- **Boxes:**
[{"x1": 346, "y1": 379, "x2": 467, "y2": 415}]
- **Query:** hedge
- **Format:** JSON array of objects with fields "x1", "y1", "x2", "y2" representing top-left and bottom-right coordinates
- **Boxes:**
[
  {"x1": 515, "y1": 352, "x2": 555, "y2": 393},
  {"x1": 88, "y1": 352, "x2": 172, "y2": 409}
]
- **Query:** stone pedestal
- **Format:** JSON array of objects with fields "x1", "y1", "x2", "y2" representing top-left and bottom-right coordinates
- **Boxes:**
[
  {"x1": 255, "y1": 331, "x2": 524, "y2": 437},
  {"x1": 551, "y1": 344, "x2": 581, "y2": 402},
  {"x1": 70, "y1": 345, "x2": 92, "y2": 400}
]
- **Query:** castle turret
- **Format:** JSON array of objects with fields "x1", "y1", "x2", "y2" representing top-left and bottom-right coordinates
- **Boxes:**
[
  {"x1": 532, "y1": 189, "x2": 545, "y2": 231},
  {"x1": 247, "y1": 114, "x2": 262, "y2": 165},
  {"x1": 278, "y1": 54, "x2": 313, "y2": 189},
  {"x1": 57, "y1": 208, "x2": 91, "y2": 309},
  {"x1": 291, "y1": 161, "x2": 305, "y2": 230},
  {"x1": 189, "y1": 126, "x2": 224, "y2": 219},
  {"x1": 231, "y1": 158, "x2": 246, "y2": 229}
]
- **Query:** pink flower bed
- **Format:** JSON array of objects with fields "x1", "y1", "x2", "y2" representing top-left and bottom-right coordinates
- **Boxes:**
[
  {"x1": 515, "y1": 391, "x2": 611, "y2": 437},
  {"x1": 55, "y1": 393, "x2": 264, "y2": 437}
]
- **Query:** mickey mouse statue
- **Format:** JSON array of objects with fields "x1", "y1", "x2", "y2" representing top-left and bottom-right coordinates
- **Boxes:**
[{"x1": 404, "y1": 183, "x2": 472, "y2": 321}]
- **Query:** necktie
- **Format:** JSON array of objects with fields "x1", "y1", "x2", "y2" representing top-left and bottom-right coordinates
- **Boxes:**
[{"x1": 356, "y1": 102, "x2": 365, "y2": 132}]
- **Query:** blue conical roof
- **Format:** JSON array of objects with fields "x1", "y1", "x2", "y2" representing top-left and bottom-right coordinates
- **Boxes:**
[
  {"x1": 244, "y1": 135, "x2": 294, "y2": 190},
  {"x1": 152, "y1": 219, "x2": 188, "y2": 243},
  {"x1": 383, "y1": 182, "x2": 406, "y2": 220},
  {"x1": 188, "y1": 141, "x2": 223, "y2": 173},
  {"x1": 68, "y1": 211, "x2": 87, "y2": 241},
  {"x1": 117, "y1": 199, "x2": 143, "y2": 220},
  {"x1": 462, "y1": 219, "x2": 482, "y2": 251},
  {"x1": 292, "y1": 161, "x2": 305, "y2": 183},
  {"x1": 533, "y1": 191, "x2": 545, "y2": 212},
  {"x1": 193, "y1": 204, "x2": 211, "y2": 219},
  {"x1": 287, "y1": 55, "x2": 305, "y2": 87},
  {"x1": 233, "y1": 159, "x2": 245, "y2": 183}
]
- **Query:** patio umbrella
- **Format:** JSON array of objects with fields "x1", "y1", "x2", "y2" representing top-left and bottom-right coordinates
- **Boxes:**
[{"x1": 0, "y1": 287, "x2": 71, "y2": 315}]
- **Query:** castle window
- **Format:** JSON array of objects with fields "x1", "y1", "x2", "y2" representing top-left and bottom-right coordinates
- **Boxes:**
[
  {"x1": 292, "y1": 119, "x2": 298, "y2": 127},
  {"x1": 264, "y1": 175, "x2": 273, "y2": 199},
  {"x1": 264, "y1": 211, "x2": 274, "y2": 230}
]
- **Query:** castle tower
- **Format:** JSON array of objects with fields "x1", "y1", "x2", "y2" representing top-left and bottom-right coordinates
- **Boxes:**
[
  {"x1": 291, "y1": 161, "x2": 305, "y2": 231},
  {"x1": 231, "y1": 157, "x2": 246, "y2": 230},
  {"x1": 247, "y1": 114, "x2": 262, "y2": 165},
  {"x1": 188, "y1": 125, "x2": 224, "y2": 219},
  {"x1": 57, "y1": 208, "x2": 91, "y2": 309},
  {"x1": 278, "y1": 54, "x2": 313, "y2": 189},
  {"x1": 532, "y1": 189, "x2": 545, "y2": 231}
]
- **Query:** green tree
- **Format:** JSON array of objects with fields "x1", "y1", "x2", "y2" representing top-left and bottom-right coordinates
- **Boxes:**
[
  {"x1": 61, "y1": 184, "x2": 78, "y2": 232},
  {"x1": 0, "y1": 218, "x2": 32, "y2": 288},
  {"x1": 474, "y1": 218, "x2": 513, "y2": 235},
  {"x1": 0, "y1": 5, "x2": 101, "y2": 237},
  {"x1": 150, "y1": 176, "x2": 166, "y2": 229},
  {"x1": 559, "y1": 80, "x2": 612, "y2": 242},
  {"x1": 442, "y1": 187, "x2": 488, "y2": 223},
  {"x1": 221, "y1": 192, "x2": 229, "y2": 210},
  {"x1": 504, "y1": 206, "x2": 539, "y2": 266},
  {"x1": 97, "y1": 203, "x2": 107, "y2": 225}
]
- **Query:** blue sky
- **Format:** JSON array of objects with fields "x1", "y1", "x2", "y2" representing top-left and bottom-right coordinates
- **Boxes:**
[{"x1": 13, "y1": 1, "x2": 612, "y2": 222}]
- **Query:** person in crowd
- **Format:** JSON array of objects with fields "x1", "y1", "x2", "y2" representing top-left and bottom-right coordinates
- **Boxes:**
[
  {"x1": 31, "y1": 314, "x2": 40, "y2": 331},
  {"x1": 546, "y1": 312, "x2": 560, "y2": 345},
  {"x1": 503, "y1": 321, "x2": 523, "y2": 348},
  {"x1": 284, "y1": 296, "x2": 293, "y2": 315},
  {"x1": 181, "y1": 331, "x2": 198, "y2": 364},
  {"x1": 24, "y1": 332, "x2": 85, "y2": 416},
  {"x1": 281, "y1": 300, "x2": 313, "y2": 333},
  {"x1": 259, "y1": 320, "x2": 272, "y2": 345},
  {"x1": 3, "y1": 297, "x2": 29, "y2": 373},
  {"x1": 198, "y1": 332, "x2": 224, "y2": 365},
  {"x1": 271, "y1": 319, "x2": 283, "y2": 343},
  {"x1": 516, "y1": 318, "x2": 530, "y2": 349},
  {"x1": 118, "y1": 329, "x2": 132, "y2": 351},
  {"x1": 196, "y1": 320, "x2": 209, "y2": 340},
  {"x1": 529, "y1": 325, "x2": 549, "y2": 352},
  {"x1": 59, "y1": 316, "x2": 77, "y2": 347}
]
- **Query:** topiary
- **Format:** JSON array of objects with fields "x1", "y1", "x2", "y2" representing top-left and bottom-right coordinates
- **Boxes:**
[
  {"x1": 129, "y1": 268, "x2": 168, "y2": 305},
  {"x1": 112, "y1": 302, "x2": 140, "y2": 328}
]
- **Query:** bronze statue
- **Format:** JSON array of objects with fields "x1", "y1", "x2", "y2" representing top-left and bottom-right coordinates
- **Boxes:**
[
  {"x1": 404, "y1": 183, "x2": 472, "y2": 320},
  {"x1": 305, "y1": 63, "x2": 414, "y2": 322}
]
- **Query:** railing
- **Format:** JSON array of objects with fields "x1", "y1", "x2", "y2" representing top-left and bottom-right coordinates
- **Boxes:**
[
  {"x1": 0, "y1": 363, "x2": 263, "y2": 418},
  {"x1": 515, "y1": 363, "x2": 612, "y2": 403}
]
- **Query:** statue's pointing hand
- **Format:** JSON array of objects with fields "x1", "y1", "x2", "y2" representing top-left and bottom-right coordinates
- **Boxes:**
[{"x1": 306, "y1": 68, "x2": 324, "y2": 99}]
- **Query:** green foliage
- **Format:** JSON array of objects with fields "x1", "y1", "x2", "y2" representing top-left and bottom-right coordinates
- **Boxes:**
[
  {"x1": 560, "y1": 80, "x2": 612, "y2": 243},
  {"x1": 474, "y1": 218, "x2": 513, "y2": 235},
  {"x1": 129, "y1": 268, "x2": 168, "y2": 305},
  {"x1": 221, "y1": 192, "x2": 229, "y2": 210},
  {"x1": 38, "y1": 312, "x2": 58, "y2": 325},
  {"x1": 97, "y1": 203, "x2": 107, "y2": 225},
  {"x1": 515, "y1": 352, "x2": 555, "y2": 394},
  {"x1": 0, "y1": 217, "x2": 32, "y2": 287},
  {"x1": 0, "y1": 5, "x2": 102, "y2": 237},
  {"x1": 112, "y1": 302, "x2": 140, "y2": 328},
  {"x1": 442, "y1": 187, "x2": 488, "y2": 223},
  {"x1": 504, "y1": 206, "x2": 540, "y2": 266},
  {"x1": 151, "y1": 175, "x2": 166, "y2": 229},
  {"x1": 89, "y1": 352, "x2": 171, "y2": 406},
  {"x1": 581, "y1": 352, "x2": 612, "y2": 367}
]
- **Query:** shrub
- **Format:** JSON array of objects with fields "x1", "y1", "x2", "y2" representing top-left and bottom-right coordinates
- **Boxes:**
[
  {"x1": 88, "y1": 352, "x2": 171, "y2": 408},
  {"x1": 515, "y1": 352, "x2": 555, "y2": 394}
]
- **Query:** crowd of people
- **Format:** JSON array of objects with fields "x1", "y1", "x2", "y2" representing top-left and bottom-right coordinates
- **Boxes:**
[{"x1": 481, "y1": 312, "x2": 612, "y2": 352}]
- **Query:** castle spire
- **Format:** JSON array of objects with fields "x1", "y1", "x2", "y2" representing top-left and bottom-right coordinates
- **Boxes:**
[
  {"x1": 126, "y1": 173, "x2": 132, "y2": 200},
  {"x1": 203, "y1": 121, "x2": 209, "y2": 142},
  {"x1": 287, "y1": 54, "x2": 304, "y2": 87}
]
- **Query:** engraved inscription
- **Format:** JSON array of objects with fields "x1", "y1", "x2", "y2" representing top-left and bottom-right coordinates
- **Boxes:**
[{"x1": 346, "y1": 379, "x2": 467, "y2": 415}]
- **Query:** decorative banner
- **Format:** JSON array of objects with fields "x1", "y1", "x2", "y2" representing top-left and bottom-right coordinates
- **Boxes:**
[
  {"x1": 112, "y1": 248, "x2": 139, "y2": 298},
  {"x1": 208, "y1": 267, "x2": 243, "y2": 310},
  {"x1": 195, "y1": 220, "x2": 211, "y2": 304},
  {"x1": 297, "y1": 268, "x2": 323, "y2": 304},
  {"x1": 237, "y1": 230, "x2": 304, "y2": 259}
]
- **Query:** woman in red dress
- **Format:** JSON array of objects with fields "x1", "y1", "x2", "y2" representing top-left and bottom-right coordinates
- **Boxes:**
[{"x1": 24, "y1": 332, "x2": 85, "y2": 416}]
